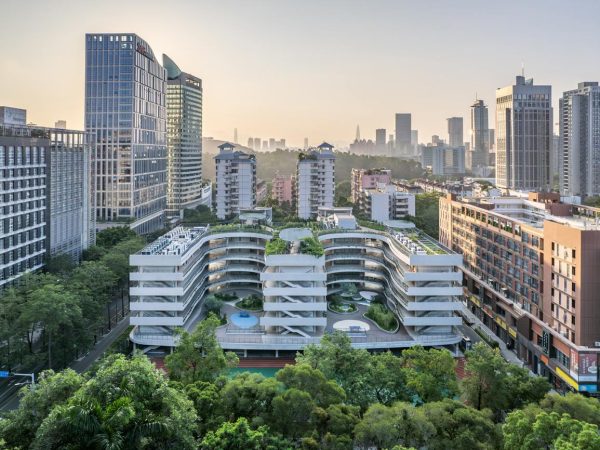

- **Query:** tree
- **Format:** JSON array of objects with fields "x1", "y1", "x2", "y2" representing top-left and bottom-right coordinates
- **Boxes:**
[
  {"x1": 312, "y1": 403, "x2": 360, "y2": 449},
  {"x1": 204, "y1": 294, "x2": 224, "y2": 317},
  {"x1": 401, "y1": 346, "x2": 458, "y2": 403},
  {"x1": 32, "y1": 354, "x2": 197, "y2": 450},
  {"x1": 276, "y1": 363, "x2": 346, "y2": 407},
  {"x1": 269, "y1": 388, "x2": 316, "y2": 439},
  {"x1": 503, "y1": 410, "x2": 600, "y2": 450},
  {"x1": 219, "y1": 372, "x2": 281, "y2": 426},
  {"x1": 369, "y1": 351, "x2": 409, "y2": 405},
  {"x1": 538, "y1": 392, "x2": 600, "y2": 426},
  {"x1": 21, "y1": 283, "x2": 83, "y2": 369},
  {"x1": 44, "y1": 254, "x2": 75, "y2": 277},
  {"x1": 407, "y1": 192, "x2": 443, "y2": 239},
  {"x1": 296, "y1": 331, "x2": 373, "y2": 408},
  {"x1": 184, "y1": 380, "x2": 225, "y2": 434},
  {"x1": 422, "y1": 399, "x2": 501, "y2": 450},
  {"x1": 0, "y1": 369, "x2": 84, "y2": 449},
  {"x1": 354, "y1": 402, "x2": 435, "y2": 450},
  {"x1": 95, "y1": 226, "x2": 137, "y2": 248},
  {"x1": 200, "y1": 418, "x2": 293, "y2": 450},
  {"x1": 82, "y1": 245, "x2": 107, "y2": 261},
  {"x1": 165, "y1": 315, "x2": 238, "y2": 384},
  {"x1": 461, "y1": 343, "x2": 549, "y2": 419}
]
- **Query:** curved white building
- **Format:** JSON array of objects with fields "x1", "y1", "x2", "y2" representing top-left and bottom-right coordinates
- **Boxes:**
[{"x1": 129, "y1": 219, "x2": 463, "y2": 351}]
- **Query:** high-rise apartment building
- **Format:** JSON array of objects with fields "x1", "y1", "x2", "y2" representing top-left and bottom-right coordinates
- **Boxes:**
[
  {"x1": 440, "y1": 192, "x2": 600, "y2": 394},
  {"x1": 447, "y1": 117, "x2": 463, "y2": 147},
  {"x1": 496, "y1": 75, "x2": 552, "y2": 191},
  {"x1": 559, "y1": 82, "x2": 600, "y2": 198},
  {"x1": 214, "y1": 143, "x2": 256, "y2": 219},
  {"x1": 375, "y1": 128, "x2": 386, "y2": 154},
  {"x1": 254, "y1": 137, "x2": 261, "y2": 151},
  {"x1": 303, "y1": 137, "x2": 308, "y2": 150},
  {"x1": 163, "y1": 54, "x2": 204, "y2": 216},
  {"x1": 351, "y1": 168, "x2": 391, "y2": 202},
  {"x1": 296, "y1": 143, "x2": 335, "y2": 219},
  {"x1": 469, "y1": 99, "x2": 490, "y2": 170},
  {"x1": 85, "y1": 33, "x2": 167, "y2": 234},
  {"x1": 395, "y1": 113, "x2": 411, "y2": 156},
  {"x1": 411, "y1": 130, "x2": 418, "y2": 154}
]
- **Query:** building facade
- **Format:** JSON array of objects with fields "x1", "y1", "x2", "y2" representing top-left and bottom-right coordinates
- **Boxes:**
[
  {"x1": 214, "y1": 143, "x2": 256, "y2": 219},
  {"x1": 351, "y1": 168, "x2": 392, "y2": 203},
  {"x1": 296, "y1": 143, "x2": 335, "y2": 219},
  {"x1": 0, "y1": 125, "x2": 48, "y2": 288},
  {"x1": 395, "y1": 113, "x2": 412, "y2": 156},
  {"x1": 47, "y1": 129, "x2": 94, "y2": 260},
  {"x1": 447, "y1": 117, "x2": 463, "y2": 148},
  {"x1": 440, "y1": 192, "x2": 600, "y2": 394},
  {"x1": 375, "y1": 128, "x2": 386, "y2": 154},
  {"x1": 357, "y1": 185, "x2": 416, "y2": 222},
  {"x1": 85, "y1": 33, "x2": 167, "y2": 234},
  {"x1": 559, "y1": 82, "x2": 600, "y2": 198},
  {"x1": 421, "y1": 145, "x2": 465, "y2": 176},
  {"x1": 130, "y1": 219, "x2": 463, "y2": 351},
  {"x1": 469, "y1": 99, "x2": 490, "y2": 170},
  {"x1": 495, "y1": 75, "x2": 552, "y2": 191},
  {"x1": 163, "y1": 54, "x2": 204, "y2": 216},
  {"x1": 272, "y1": 173, "x2": 294, "y2": 205}
]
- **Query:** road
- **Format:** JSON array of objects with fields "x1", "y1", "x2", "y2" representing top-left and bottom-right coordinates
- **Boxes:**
[{"x1": 0, "y1": 314, "x2": 130, "y2": 412}]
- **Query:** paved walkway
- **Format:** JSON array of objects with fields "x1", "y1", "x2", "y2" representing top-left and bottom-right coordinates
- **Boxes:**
[{"x1": 465, "y1": 312, "x2": 524, "y2": 367}]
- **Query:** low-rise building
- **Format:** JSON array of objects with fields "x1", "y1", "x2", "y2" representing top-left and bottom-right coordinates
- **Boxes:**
[
  {"x1": 351, "y1": 168, "x2": 391, "y2": 202},
  {"x1": 272, "y1": 173, "x2": 294, "y2": 205},
  {"x1": 440, "y1": 192, "x2": 600, "y2": 394},
  {"x1": 358, "y1": 184, "x2": 416, "y2": 222}
]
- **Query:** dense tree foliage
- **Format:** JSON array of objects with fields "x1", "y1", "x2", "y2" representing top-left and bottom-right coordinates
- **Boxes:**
[
  {"x1": 407, "y1": 192, "x2": 443, "y2": 239},
  {"x1": 0, "y1": 228, "x2": 144, "y2": 372},
  {"x1": 1, "y1": 328, "x2": 596, "y2": 450},
  {"x1": 203, "y1": 149, "x2": 424, "y2": 184}
]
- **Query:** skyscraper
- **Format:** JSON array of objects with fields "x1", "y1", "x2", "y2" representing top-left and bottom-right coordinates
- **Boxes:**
[
  {"x1": 411, "y1": 129, "x2": 418, "y2": 154},
  {"x1": 375, "y1": 128, "x2": 386, "y2": 154},
  {"x1": 254, "y1": 137, "x2": 261, "y2": 150},
  {"x1": 559, "y1": 82, "x2": 600, "y2": 198},
  {"x1": 495, "y1": 75, "x2": 551, "y2": 190},
  {"x1": 395, "y1": 113, "x2": 411, "y2": 156},
  {"x1": 234, "y1": 128, "x2": 238, "y2": 144},
  {"x1": 163, "y1": 54, "x2": 204, "y2": 217},
  {"x1": 247, "y1": 137, "x2": 254, "y2": 150},
  {"x1": 469, "y1": 99, "x2": 490, "y2": 170},
  {"x1": 214, "y1": 143, "x2": 256, "y2": 219},
  {"x1": 85, "y1": 33, "x2": 167, "y2": 234},
  {"x1": 447, "y1": 117, "x2": 463, "y2": 148},
  {"x1": 303, "y1": 137, "x2": 308, "y2": 149}
]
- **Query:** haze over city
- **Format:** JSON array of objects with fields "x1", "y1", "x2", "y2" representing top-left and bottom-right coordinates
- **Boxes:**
[{"x1": 3, "y1": 0, "x2": 600, "y2": 147}]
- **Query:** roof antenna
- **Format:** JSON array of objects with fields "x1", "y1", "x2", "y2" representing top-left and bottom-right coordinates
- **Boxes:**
[{"x1": 521, "y1": 62, "x2": 525, "y2": 77}]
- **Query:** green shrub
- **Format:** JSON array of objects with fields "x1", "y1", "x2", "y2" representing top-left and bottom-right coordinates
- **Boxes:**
[
  {"x1": 300, "y1": 237, "x2": 324, "y2": 257},
  {"x1": 265, "y1": 237, "x2": 288, "y2": 255},
  {"x1": 237, "y1": 295, "x2": 263, "y2": 310},
  {"x1": 365, "y1": 304, "x2": 398, "y2": 331}
]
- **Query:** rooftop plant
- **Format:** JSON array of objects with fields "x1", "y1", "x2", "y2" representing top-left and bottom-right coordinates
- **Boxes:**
[
  {"x1": 265, "y1": 237, "x2": 288, "y2": 255},
  {"x1": 299, "y1": 236, "x2": 324, "y2": 257}
]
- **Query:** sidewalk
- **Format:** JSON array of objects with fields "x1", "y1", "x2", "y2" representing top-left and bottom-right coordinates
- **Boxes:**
[{"x1": 466, "y1": 310, "x2": 524, "y2": 367}]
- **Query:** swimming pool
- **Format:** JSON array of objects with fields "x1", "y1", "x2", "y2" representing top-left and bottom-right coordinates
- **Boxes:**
[{"x1": 230, "y1": 312, "x2": 259, "y2": 328}]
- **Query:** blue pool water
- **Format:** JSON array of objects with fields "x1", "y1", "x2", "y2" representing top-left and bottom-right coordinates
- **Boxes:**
[{"x1": 230, "y1": 312, "x2": 259, "y2": 328}]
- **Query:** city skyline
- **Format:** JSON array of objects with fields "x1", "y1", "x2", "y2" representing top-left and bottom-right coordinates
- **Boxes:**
[{"x1": 3, "y1": 0, "x2": 600, "y2": 147}]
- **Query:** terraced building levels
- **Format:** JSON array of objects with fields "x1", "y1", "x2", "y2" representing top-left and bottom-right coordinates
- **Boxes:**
[{"x1": 129, "y1": 220, "x2": 463, "y2": 352}]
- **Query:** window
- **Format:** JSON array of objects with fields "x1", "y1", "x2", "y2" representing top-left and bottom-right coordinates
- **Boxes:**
[{"x1": 572, "y1": 249, "x2": 576, "y2": 259}]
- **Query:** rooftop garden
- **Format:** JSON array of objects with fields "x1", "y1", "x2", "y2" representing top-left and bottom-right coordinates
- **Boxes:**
[
  {"x1": 299, "y1": 236, "x2": 324, "y2": 257},
  {"x1": 205, "y1": 224, "x2": 271, "y2": 235},
  {"x1": 265, "y1": 236, "x2": 288, "y2": 255},
  {"x1": 357, "y1": 219, "x2": 386, "y2": 231}
]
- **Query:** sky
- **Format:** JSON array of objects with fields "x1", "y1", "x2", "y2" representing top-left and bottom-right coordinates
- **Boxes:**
[{"x1": 2, "y1": 0, "x2": 600, "y2": 148}]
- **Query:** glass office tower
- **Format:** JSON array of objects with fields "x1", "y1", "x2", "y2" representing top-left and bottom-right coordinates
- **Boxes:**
[
  {"x1": 163, "y1": 54, "x2": 203, "y2": 216},
  {"x1": 85, "y1": 33, "x2": 167, "y2": 234}
]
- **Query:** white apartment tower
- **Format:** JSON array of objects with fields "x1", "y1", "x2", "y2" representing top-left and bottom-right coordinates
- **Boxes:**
[
  {"x1": 559, "y1": 82, "x2": 600, "y2": 198},
  {"x1": 495, "y1": 75, "x2": 552, "y2": 190},
  {"x1": 296, "y1": 143, "x2": 335, "y2": 219},
  {"x1": 214, "y1": 143, "x2": 256, "y2": 220}
]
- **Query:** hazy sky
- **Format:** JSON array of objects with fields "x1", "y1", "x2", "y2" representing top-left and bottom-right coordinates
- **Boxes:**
[{"x1": 2, "y1": 0, "x2": 600, "y2": 148}]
